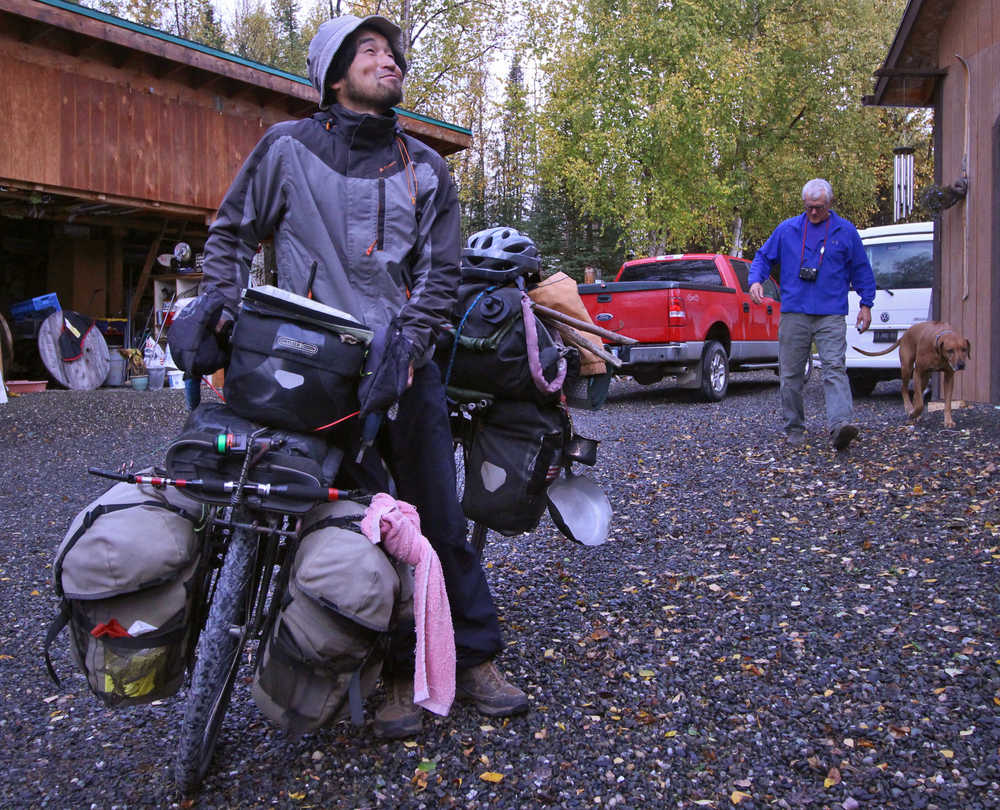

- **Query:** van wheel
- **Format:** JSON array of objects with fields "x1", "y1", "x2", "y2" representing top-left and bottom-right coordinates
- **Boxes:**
[
  {"x1": 848, "y1": 370, "x2": 878, "y2": 397},
  {"x1": 700, "y1": 341, "x2": 729, "y2": 401}
]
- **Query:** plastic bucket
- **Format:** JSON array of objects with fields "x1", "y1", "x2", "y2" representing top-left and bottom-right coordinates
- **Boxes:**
[
  {"x1": 147, "y1": 367, "x2": 166, "y2": 390},
  {"x1": 104, "y1": 354, "x2": 126, "y2": 387}
]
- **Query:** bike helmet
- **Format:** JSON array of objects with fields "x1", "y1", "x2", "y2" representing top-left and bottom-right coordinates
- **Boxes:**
[{"x1": 461, "y1": 226, "x2": 541, "y2": 283}]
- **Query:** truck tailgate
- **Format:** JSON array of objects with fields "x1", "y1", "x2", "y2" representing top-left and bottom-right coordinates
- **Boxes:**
[{"x1": 578, "y1": 281, "x2": 679, "y2": 344}]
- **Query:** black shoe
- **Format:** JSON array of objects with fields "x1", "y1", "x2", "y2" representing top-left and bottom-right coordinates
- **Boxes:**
[{"x1": 832, "y1": 424, "x2": 859, "y2": 451}]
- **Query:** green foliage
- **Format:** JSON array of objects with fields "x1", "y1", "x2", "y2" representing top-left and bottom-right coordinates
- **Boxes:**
[{"x1": 535, "y1": 0, "x2": 914, "y2": 258}]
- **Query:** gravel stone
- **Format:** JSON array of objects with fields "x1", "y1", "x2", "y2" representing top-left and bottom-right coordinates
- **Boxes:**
[{"x1": 2, "y1": 376, "x2": 998, "y2": 807}]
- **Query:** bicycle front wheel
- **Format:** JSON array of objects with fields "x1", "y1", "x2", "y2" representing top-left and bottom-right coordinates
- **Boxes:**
[{"x1": 175, "y1": 526, "x2": 256, "y2": 794}]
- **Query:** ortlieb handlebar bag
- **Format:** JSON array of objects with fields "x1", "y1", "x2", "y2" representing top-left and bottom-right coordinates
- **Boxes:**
[
  {"x1": 45, "y1": 477, "x2": 208, "y2": 706},
  {"x1": 251, "y1": 501, "x2": 413, "y2": 737},
  {"x1": 461, "y1": 399, "x2": 567, "y2": 535},
  {"x1": 224, "y1": 285, "x2": 373, "y2": 433},
  {"x1": 165, "y1": 402, "x2": 332, "y2": 514}
]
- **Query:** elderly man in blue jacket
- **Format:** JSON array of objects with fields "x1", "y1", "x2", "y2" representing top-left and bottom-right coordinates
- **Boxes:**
[{"x1": 749, "y1": 178, "x2": 876, "y2": 450}]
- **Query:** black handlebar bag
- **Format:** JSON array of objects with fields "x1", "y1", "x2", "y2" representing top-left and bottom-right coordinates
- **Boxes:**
[{"x1": 224, "y1": 286, "x2": 373, "y2": 434}]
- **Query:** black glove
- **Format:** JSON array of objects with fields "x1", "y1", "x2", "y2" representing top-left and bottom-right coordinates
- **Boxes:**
[
  {"x1": 167, "y1": 291, "x2": 235, "y2": 376},
  {"x1": 357, "y1": 321, "x2": 416, "y2": 421}
]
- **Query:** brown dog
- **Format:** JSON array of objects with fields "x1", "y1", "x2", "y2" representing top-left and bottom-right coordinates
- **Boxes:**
[{"x1": 853, "y1": 320, "x2": 970, "y2": 428}]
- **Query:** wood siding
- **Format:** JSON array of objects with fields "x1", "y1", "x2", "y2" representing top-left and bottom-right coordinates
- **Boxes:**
[
  {"x1": 2, "y1": 26, "x2": 292, "y2": 218},
  {"x1": 935, "y1": 0, "x2": 999, "y2": 403}
]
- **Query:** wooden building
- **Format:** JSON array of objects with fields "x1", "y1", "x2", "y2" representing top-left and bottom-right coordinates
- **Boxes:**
[
  {"x1": 864, "y1": 0, "x2": 1000, "y2": 404},
  {"x1": 0, "y1": 0, "x2": 471, "y2": 346}
]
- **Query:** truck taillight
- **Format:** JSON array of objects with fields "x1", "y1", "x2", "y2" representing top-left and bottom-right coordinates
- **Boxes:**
[{"x1": 668, "y1": 295, "x2": 686, "y2": 324}]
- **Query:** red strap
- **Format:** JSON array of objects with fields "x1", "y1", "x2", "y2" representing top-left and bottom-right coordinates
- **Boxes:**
[{"x1": 91, "y1": 618, "x2": 131, "y2": 638}]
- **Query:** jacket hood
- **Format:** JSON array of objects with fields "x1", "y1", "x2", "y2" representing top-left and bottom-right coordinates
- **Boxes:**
[{"x1": 307, "y1": 15, "x2": 406, "y2": 110}]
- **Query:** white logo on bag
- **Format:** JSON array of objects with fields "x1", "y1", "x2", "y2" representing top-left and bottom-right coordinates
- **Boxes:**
[
  {"x1": 479, "y1": 461, "x2": 507, "y2": 492},
  {"x1": 274, "y1": 369, "x2": 305, "y2": 389},
  {"x1": 277, "y1": 336, "x2": 319, "y2": 355}
]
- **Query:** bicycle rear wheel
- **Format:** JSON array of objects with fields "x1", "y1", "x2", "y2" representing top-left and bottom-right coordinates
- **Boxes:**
[{"x1": 175, "y1": 526, "x2": 256, "y2": 794}]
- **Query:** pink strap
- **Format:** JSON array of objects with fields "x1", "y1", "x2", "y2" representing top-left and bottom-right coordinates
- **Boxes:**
[
  {"x1": 521, "y1": 291, "x2": 567, "y2": 394},
  {"x1": 361, "y1": 493, "x2": 455, "y2": 716}
]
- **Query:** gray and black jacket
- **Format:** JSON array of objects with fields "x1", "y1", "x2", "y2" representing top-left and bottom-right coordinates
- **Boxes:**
[{"x1": 200, "y1": 103, "x2": 462, "y2": 362}]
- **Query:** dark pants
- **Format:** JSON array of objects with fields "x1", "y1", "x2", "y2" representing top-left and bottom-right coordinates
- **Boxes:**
[{"x1": 335, "y1": 362, "x2": 503, "y2": 673}]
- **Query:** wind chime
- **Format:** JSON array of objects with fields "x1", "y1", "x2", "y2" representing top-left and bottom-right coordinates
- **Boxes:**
[{"x1": 893, "y1": 145, "x2": 915, "y2": 222}]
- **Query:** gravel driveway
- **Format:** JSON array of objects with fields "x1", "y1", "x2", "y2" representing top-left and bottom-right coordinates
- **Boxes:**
[{"x1": 2, "y1": 374, "x2": 998, "y2": 809}]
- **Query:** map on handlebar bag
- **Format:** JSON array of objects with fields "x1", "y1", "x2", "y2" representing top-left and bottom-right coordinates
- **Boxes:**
[{"x1": 243, "y1": 285, "x2": 371, "y2": 343}]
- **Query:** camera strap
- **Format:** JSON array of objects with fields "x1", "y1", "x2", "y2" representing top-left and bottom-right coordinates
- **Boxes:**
[{"x1": 800, "y1": 216, "x2": 831, "y2": 269}]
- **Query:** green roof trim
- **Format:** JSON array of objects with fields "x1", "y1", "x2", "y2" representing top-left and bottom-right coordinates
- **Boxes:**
[{"x1": 35, "y1": 0, "x2": 471, "y2": 137}]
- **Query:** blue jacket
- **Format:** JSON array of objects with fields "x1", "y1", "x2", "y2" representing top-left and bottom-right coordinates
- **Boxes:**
[{"x1": 748, "y1": 211, "x2": 876, "y2": 315}]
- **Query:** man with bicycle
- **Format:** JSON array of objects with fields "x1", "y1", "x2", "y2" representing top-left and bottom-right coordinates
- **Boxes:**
[{"x1": 192, "y1": 15, "x2": 528, "y2": 736}]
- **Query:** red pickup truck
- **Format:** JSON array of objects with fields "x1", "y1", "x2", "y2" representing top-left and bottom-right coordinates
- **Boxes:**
[{"x1": 578, "y1": 254, "x2": 792, "y2": 401}]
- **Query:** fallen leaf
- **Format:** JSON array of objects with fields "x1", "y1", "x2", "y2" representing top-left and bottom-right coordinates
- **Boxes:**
[
  {"x1": 730, "y1": 790, "x2": 751, "y2": 804},
  {"x1": 824, "y1": 767, "x2": 842, "y2": 788},
  {"x1": 941, "y1": 749, "x2": 954, "y2": 759},
  {"x1": 288, "y1": 792, "x2": 305, "y2": 800},
  {"x1": 479, "y1": 771, "x2": 504, "y2": 783}
]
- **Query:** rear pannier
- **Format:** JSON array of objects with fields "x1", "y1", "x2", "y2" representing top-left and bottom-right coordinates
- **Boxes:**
[
  {"x1": 461, "y1": 399, "x2": 567, "y2": 535},
  {"x1": 45, "y1": 478, "x2": 207, "y2": 706},
  {"x1": 251, "y1": 501, "x2": 413, "y2": 737}
]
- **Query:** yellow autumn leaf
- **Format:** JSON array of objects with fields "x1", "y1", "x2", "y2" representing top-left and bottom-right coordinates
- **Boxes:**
[
  {"x1": 731, "y1": 790, "x2": 751, "y2": 804},
  {"x1": 941, "y1": 749, "x2": 954, "y2": 759},
  {"x1": 288, "y1": 792, "x2": 305, "y2": 800},
  {"x1": 913, "y1": 484, "x2": 924, "y2": 494},
  {"x1": 824, "y1": 767, "x2": 842, "y2": 788},
  {"x1": 479, "y1": 771, "x2": 504, "y2": 783}
]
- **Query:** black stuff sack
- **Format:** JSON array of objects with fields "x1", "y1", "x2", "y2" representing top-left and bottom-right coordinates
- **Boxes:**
[
  {"x1": 223, "y1": 285, "x2": 373, "y2": 433},
  {"x1": 164, "y1": 402, "x2": 332, "y2": 515},
  {"x1": 461, "y1": 399, "x2": 566, "y2": 535},
  {"x1": 45, "y1": 476, "x2": 208, "y2": 706},
  {"x1": 440, "y1": 283, "x2": 566, "y2": 404},
  {"x1": 251, "y1": 501, "x2": 413, "y2": 737}
]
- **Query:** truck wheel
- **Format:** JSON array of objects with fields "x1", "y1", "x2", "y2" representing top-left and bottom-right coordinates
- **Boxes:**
[{"x1": 700, "y1": 341, "x2": 729, "y2": 401}]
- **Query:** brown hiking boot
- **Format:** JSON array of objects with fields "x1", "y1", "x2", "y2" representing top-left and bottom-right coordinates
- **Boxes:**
[
  {"x1": 373, "y1": 676, "x2": 422, "y2": 739},
  {"x1": 456, "y1": 660, "x2": 529, "y2": 717}
]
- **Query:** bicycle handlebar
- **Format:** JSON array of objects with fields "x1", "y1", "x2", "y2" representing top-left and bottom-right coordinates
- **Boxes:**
[{"x1": 88, "y1": 468, "x2": 368, "y2": 504}]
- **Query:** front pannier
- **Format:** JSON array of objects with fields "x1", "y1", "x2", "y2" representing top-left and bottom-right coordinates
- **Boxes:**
[
  {"x1": 251, "y1": 501, "x2": 413, "y2": 737},
  {"x1": 461, "y1": 399, "x2": 567, "y2": 535},
  {"x1": 46, "y1": 478, "x2": 207, "y2": 706}
]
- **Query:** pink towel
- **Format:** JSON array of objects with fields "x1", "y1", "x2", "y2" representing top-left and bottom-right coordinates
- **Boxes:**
[{"x1": 361, "y1": 493, "x2": 455, "y2": 716}]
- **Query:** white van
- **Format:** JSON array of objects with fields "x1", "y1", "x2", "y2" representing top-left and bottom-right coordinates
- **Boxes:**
[{"x1": 845, "y1": 221, "x2": 934, "y2": 396}]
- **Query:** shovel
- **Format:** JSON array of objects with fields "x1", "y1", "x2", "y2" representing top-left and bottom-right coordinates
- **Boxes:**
[{"x1": 546, "y1": 467, "x2": 611, "y2": 547}]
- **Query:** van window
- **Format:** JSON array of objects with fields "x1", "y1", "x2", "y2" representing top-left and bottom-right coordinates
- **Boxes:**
[
  {"x1": 865, "y1": 241, "x2": 932, "y2": 290},
  {"x1": 619, "y1": 260, "x2": 723, "y2": 286}
]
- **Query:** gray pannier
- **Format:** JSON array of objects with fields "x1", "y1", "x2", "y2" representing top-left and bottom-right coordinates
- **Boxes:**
[
  {"x1": 251, "y1": 500, "x2": 413, "y2": 737},
  {"x1": 45, "y1": 477, "x2": 208, "y2": 706}
]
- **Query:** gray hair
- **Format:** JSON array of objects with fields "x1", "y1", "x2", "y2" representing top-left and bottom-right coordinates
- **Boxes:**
[{"x1": 802, "y1": 178, "x2": 833, "y2": 204}]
